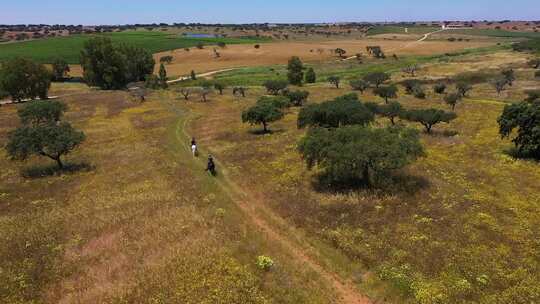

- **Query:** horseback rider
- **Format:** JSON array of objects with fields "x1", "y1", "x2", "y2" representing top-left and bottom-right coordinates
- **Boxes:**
[
  {"x1": 206, "y1": 154, "x2": 216, "y2": 175},
  {"x1": 191, "y1": 137, "x2": 198, "y2": 157}
]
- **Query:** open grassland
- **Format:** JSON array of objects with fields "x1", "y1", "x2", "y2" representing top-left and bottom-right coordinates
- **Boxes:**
[
  {"x1": 181, "y1": 49, "x2": 540, "y2": 303},
  {"x1": 0, "y1": 31, "x2": 266, "y2": 64},
  {"x1": 369, "y1": 26, "x2": 540, "y2": 39},
  {"x1": 367, "y1": 26, "x2": 442, "y2": 36},
  {"x1": 0, "y1": 84, "x2": 338, "y2": 303}
]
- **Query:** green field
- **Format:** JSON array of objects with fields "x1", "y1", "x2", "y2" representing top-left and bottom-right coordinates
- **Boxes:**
[
  {"x1": 447, "y1": 28, "x2": 540, "y2": 39},
  {"x1": 367, "y1": 26, "x2": 441, "y2": 36},
  {"x1": 0, "y1": 31, "x2": 267, "y2": 64}
]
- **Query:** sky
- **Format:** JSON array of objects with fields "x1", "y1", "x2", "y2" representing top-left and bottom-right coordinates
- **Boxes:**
[{"x1": 1, "y1": 0, "x2": 539, "y2": 25}]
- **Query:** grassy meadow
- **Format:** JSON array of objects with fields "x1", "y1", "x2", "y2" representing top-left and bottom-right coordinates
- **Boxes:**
[
  {"x1": 0, "y1": 31, "x2": 267, "y2": 64},
  {"x1": 181, "y1": 48, "x2": 540, "y2": 303}
]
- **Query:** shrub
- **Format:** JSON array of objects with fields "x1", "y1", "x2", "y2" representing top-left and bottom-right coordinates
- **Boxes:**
[
  {"x1": 456, "y1": 82, "x2": 473, "y2": 97},
  {"x1": 256, "y1": 256, "x2": 274, "y2": 271},
  {"x1": 191, "y1": 70, "x2": 197, "y2": 80},
  {"x1": 159, "y1": 55, "x2": 173, "y2": 64},
  {"x1": 51, "y1": 58, "x2": 70, "y2": 81},
  {"x1": 145, "y1": 75, "x2": 161, "y2": 89},
  {"x1": 298, "y1": 93, "x2": 374, "y2": 129},
  {"x1": 214, "y1": 82, "x2": 226, "y2": 95},
  {"x1": 413, "y1": 86, "x2": 426, "y2": 99},
  {"x1": 524, "y1": 89, "x2": 540, "y2": 103},
  {"x1": 374, "y1": 101, "x2": 404, "y2": 125},
  {"x1": 444, "y1": 93, "x2": 462, "y2": 110},
  {"x1": 254, "y1": 44, "x2": 261, "y2": 49},
  {"x1": 298, "y1": 125, "x2": 424, "y2": 186},
  {"x1": 401, "y1": 79, "x2": 422, "y2": 94}
]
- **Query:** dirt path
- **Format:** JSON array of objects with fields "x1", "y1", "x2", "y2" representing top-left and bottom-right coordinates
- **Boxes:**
[
  {"x1": 166, "y1": 101, "x2": 372, "y2": 304},
  {"x1": 167, "y1": 68, "x2": 237, "y2": 84}
]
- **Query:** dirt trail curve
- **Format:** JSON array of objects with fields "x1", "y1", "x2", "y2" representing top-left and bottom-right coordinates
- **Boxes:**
[
  {"x1": 166, "y1": 101, "x2": 373, "y2": 304},
  {"x1": 343, "y1": 28, "x2": 447, "y2": 61},
  {"x1": 167, "y1": 68, "x2": 237, "y2": 84}
]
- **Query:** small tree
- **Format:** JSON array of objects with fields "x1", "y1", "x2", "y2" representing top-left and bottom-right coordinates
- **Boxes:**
[
  {"x1": 179, "y1": 88, "x2": 191, "y2": 100},
  {"x1": 334, "y1": 48, "x2": 347, "y2": 58},
  {"x1": 402, "y1": 65, "x2": 419, "y2": 77},
  {"x1": 6, "y1": 100, "x2": 85, "y2": 169},
  {"x1": 51, "y1": 58, "x2": 70, "y2": 81},
  {"x1": 286, "y1": 90, "x2": 309, "y2": 106},
  {"x1": 298, "y1": 93, "x2": 374, "y2": 129},
  {"x1": 404, "y1": 108, "x2": 457, "y2": 133},
  {"x1": 434, "y1": 83, "x2": 447, "y2": 94},
  {"x1": 501, "y1": 69, "x2": 516, "y2": 86},
  {"x1": 492, "y1": 78, "x2": 508, "y2": 95},
  {"x1": 305, "y1": 67, "x2": 317, "y2": 83},
  {"x1": 402, "y1": 79, "x2": 422, "y2": 95},
  {"x1": 191, "y1": 70, "x2": 197, "y2": 80},
  {"x1": 444, "y1": 93, "x2": 462, "y2": 110},
  {"x1": 498, "y1": 101, "x2": 540, "y2": 158},
  {"x1": 456, "y1": 82, "x2": 473, "y2": 98},
  {"x1": 0, "y1": 58, "x2": 51, "y2": 101},
  {"x1": 363, "y1": 72, "x2": 390, "y2": 88},
  {"x1": 263, "y1": 80, "x2": 288, "y2": 95},
  {"x1": 413, "y1": 85, "x2": 426, "y2": 99},
  {"x1": 527, "y1": 58, "x2": 540, "y2": 69},
  {"x1": 233, "y1": 86, "x2": 247, "y2": 97},
  {"x1": 298, "y1": 125, "x2": 424, "y2": 187},
  {"x1": 287, "y1": 56, "x2": 304, "y2": 85},
  {"x1": 200, "y1": 87, "x2": 212, "y2": 102},
  {"x1": 327, "y1": 76, "x2": 341, "y2": 88},
  {"x1": 374, "y1": 85, "x2": 398, "y2": 104},
  {"x1": 376, "y1": 101, "x2": 404, "y2": 125},
  {"x1": 214, "y1": 82, "x2": 226, "y2": 95},
  {"x1": 241, "y1": 99, "x2": 284, "y2": 133},
  {"x1": 159, "y1": 63, "x2": 168, "y2": 89},
  {"x1": 349, "y1": 79, "x2": 369, "y2": 94}
]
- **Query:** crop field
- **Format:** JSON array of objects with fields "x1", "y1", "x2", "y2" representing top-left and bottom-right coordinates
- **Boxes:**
[
  {"x1": 367, "y1": 26, "x2": 442, "y2": 36},
  {"x1": 0, "y1": 31, "x2": 266, "y2": 64}
]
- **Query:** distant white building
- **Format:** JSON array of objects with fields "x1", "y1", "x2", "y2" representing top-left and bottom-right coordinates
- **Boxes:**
[{"x1": 442, "y1": 23, "x2": 467, "y2": 29}]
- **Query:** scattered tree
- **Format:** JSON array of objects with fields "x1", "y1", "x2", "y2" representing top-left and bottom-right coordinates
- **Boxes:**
[
  {"x1": 233, "y1": 86, "x2": 247, "y2": 97},
  {"x1": 413, "y1": 85, "x2": 426, "y2": 99},
  {"x1": 179, "y1": 88, "x2": 191, "y2": 100},
  {"x1": 492, "y1": 77, "x2": 508, "y2": 95},
  {"x1": 287, "y1": 56, "x2": 304, "y2": 85},
  {"x1": 374, "y1": 85, "x2": 398, "y2": 103},
  {"x1": 159, "y1": 63, "x2": 168, "y2": 89},
  {"x1": 305, "y1": 67, "x2": 317, "y2": 83},
  {"x1": 242, "y1": 98, "x2": 284, "y2": 133},
  {"x1": 334, "y1": 48, "x2": 347, "y2": 58},
  {"x1": 0, "y1": 57, "x2": 51, "y2": 102},
  {"x1": 190, "y1": 70, "x2": 197, "y2": 80},
  {"x1": 298, "y1": 93, "x2": 374, "y2": 129},
  {"x1": 402, "y1": 79, "x2": 422, "y2": 94},
  {"x1": 403, "y1": 108, "x2": 457, "y2": 133},
  {"x1": 498, "y1": 101, "x2": 540, "y2": 158},
  {"x1": 456, "y1": 82, "x2": 473, "y2": 98},
  {"x1": 349, "y1": 79, "x2": 369, "y2": 94},
  {"x1": 501, "y1": 69, "x2": 516, "y2": 86},
  {"x1": 444, "y1": 93, "x2": 462, "y2": 110},
  {"x1": 200, "y1": 87, "x2": 212, "y2": 102},
  {"x1": 263, "y1": 79, "x2": 288, "y2": 95},
  {"x1": 214, "y1": 82, "x2": 226, "y2": 95},
  {"x1": 6, "y1": 100, "x2": 85, "y2": 169},
  {"x1": 286, "y1": 90, "x2": 309, "y2": 106},
  {"x1": 524, "y1": 89, "x2": 540, "y2": 103},
  {"x1": 51, "y1": 58, "x2": 70, "y2": 81},
  {"x1": 363, "y1": 72, "x2": 390, "y2": 88},
  {"x1": 327, "y1": 76, "x2": 341, "y2": 88},
  {"x1": 298, "y1": 125, "x2": 424, "y2": 186},
  {"x1": 159, "y1": 55, "x2": 173, "y2": 64},
  {"x1": 402, "y1": 65, "x2": 419, "y2": 77},
  {"x1": 372, "y1": 101, "x2": 404, "y2": 125}
]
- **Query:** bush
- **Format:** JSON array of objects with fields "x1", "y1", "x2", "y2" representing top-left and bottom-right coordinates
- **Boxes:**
[
  {"x1": 413, "y1": 86, "x2": 426, "y2": 99},
  {"x1": 286, "y1": 90, "x2": 309, "y2": 106},
  {"x1": 402, "y1": 79, "x2": 422, "y2": 94},
  {"x1": 159, "y1": 55, "x2": 173, "y2": 64},
  {"x1": 374, "y1": 85, "x2": 398, "y2": 103},
  {"x1": 327, "y1": 76, "x2": 341, "y2": 88},
  {"x1": 364, "y1": 72, "x2": 390, "y2": 88},
  {"x1": 256, "y1": 256, "x2": 274, "y2": 271},
  {"x1": 349, "y1": 79, "x2": 369, "y2": 93}
]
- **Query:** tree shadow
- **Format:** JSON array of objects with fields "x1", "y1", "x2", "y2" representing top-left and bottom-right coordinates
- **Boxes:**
[
  {"x1": 312, "y1": 171, "x2": 429, "y2": 196},
  {"x1": 502, "y1": 147, "x2": 540, "y2": 162},
  {"x1": 430, "y1": 129, "x2": 459, "y2": 137},
  {"x1": 22, "y1": 161, "x2": 94, "y2": 179},
  {"x1": 248, "y1": 128, "x2": 286, "y2": 135}
]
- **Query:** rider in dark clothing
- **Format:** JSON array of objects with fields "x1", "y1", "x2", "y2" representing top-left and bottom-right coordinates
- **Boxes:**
[
  {"x1": 206, "y1": 154, "x2": 216, "y2": 175},
  {"x1": 191, "y1": 137, "x2": 196, "y2": 146}
]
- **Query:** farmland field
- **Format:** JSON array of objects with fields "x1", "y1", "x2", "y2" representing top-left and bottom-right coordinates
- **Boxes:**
[{"x1": 0, "y1": 30, "x2": 267, "y2": 64}]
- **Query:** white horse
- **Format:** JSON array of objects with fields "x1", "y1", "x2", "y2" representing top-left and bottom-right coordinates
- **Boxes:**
[{"x1": 191, "y1": 144, "x2": 198, "y2": 157}]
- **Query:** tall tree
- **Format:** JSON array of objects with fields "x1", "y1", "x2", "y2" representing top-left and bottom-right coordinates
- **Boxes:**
[
  {"x1": 305, "y1": 67, "x2": 317, "y2": 83},
  {"x1": 80, "y1": 37, "x2": 128, "y2": 89},
  {"x1": 287, "y1": 56, "x2": 304, "y2": 85},
  {"x1": 498, "y1": 101, "x2": 540, "y2": 158},
  {"x1": 242, "y1": 98, "x2": 284, "y2": 133},
  {"x1": 0, "y1": 58, "x2": 51, "y2": 101},
  {"x1": 159, "y1": 63, "x2": 168, "y2": 89},
  {"x1": 374, "y1": 85, "x2": 398, "y2": 103}
]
